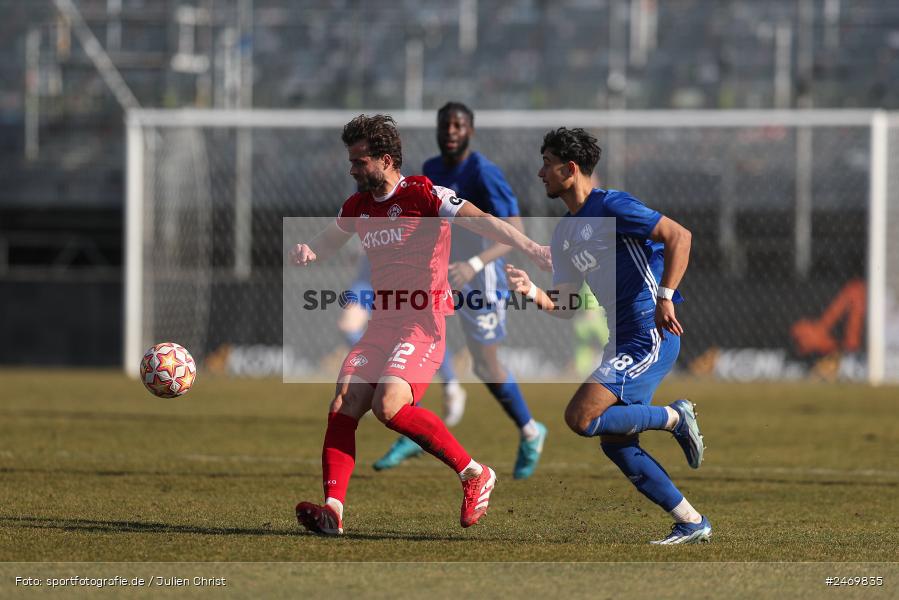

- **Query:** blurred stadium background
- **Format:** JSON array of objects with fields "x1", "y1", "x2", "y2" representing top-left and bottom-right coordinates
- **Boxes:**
[
  {"x1": 2, "y1": 0, "x2": 897, "y2": 384},
  {"x1": 2, "y1": 0, "x2": 899, "y2": 584}
]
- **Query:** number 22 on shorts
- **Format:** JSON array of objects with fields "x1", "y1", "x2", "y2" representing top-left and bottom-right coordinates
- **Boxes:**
[{"x1": 388, "y1": 343, "x2": 416, "y2": 365}]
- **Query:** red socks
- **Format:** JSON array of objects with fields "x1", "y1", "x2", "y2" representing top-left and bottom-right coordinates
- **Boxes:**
[
  {"x1": 321, "y1": 405, "x2": 471, "y2": 504},
  {"x1": 322, "y1": 412, "x2": 358, "y2": 504},
  {"x1": 386, "y1": 404, "x2": 471, "y2": 473}
]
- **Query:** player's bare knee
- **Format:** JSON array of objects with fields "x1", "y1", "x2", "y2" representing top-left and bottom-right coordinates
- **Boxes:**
[
  {"x1": 371, "y1": 400, "x2": 401, "y2": 423},
  {"x1": 330, "y1": 378, "x2": 351, "y2": 411},
  {"x1": 330, "y1": 381, "x2": 372, "y2": 419},
  {"x1": 564, "y1": 405, "x2": 594, "y2": 436},
  {"x1": 472, "y1": 361, "x2": 504, "y2": 384},
  {"x1": 471, "y1": 362, "x2": 488, "y2": 382},
  {"x1": 371, "y1": 403, "x2": 387, "y2": 422},
  {"x1": 328, "y1": 393, "x2": 345, "y2": 414},
  {"x1": 371, "y1": 392, "x2": 406, "y2": 423},
  {"x1": 329, "y1": 385, "x2": 353, "y2": 414},
  {"x1": 332, "y1": 394, "x2": 365, "y2": 419},
  {"x1": 563, "y1": 408, "x2": 579, "y2": 433},
  {"x1": 371, "y1": 377, "x2": 414, "y2": 423}
]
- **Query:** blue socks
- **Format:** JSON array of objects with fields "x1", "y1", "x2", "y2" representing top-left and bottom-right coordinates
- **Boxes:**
[
  {"x1": 601, "y1": 438, "x2": 683, "y2": 511},
  {"x1": 485, "y1": 373, "x2": 532, "y2": 428},
  {"x1": 584, "y1": 405, "x2": 668, "y2": 437}
]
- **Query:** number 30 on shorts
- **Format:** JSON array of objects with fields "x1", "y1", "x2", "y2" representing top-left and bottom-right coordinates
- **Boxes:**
[{"x1": 611, "y1": 353, "x2": 634, "y2": 370}]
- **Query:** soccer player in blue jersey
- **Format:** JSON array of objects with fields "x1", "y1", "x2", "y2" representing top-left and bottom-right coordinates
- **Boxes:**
[
  {"x1": 506, "y1": 127, "x2": 711, "y2": 543},
  {"x1": 374, "y1": 102, "x2": 548, "y2": 479}
]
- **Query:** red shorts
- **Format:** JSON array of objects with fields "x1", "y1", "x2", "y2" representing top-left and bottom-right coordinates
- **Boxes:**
[{"x1": 338, "y1": 315, "x2": 446, "y2": 402}]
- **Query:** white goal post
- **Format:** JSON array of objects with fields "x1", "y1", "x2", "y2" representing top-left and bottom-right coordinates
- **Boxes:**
[{"x1": 125, "y1": 109, "x2": 899, "y2": 384}]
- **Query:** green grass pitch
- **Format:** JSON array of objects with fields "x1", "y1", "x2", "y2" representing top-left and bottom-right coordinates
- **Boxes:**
[{"x1": 0, "y1": 369, "x2": 897, "y2": 596}]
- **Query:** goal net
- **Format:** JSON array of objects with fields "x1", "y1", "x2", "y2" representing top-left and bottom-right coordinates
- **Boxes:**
[{"x1": 125, "y1": 109, "x2": 897, "y2": 384}]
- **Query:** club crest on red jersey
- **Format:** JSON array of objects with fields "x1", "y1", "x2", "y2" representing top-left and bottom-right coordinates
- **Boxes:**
[{"x1": 388, "y1": 204, "x2": 402, "y2": 221}]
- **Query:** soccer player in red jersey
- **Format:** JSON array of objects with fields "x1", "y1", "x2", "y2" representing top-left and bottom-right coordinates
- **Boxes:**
[{"x1": 291, "y1": 114, "x2": 550, "y2": 535}]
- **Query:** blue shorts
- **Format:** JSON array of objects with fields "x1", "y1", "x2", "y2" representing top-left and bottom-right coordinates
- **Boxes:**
[
  {"x1": 457, "y1": 301, "x2": 507, "y2": 345},
  {"x1": 590, "y1": 328, "x2": 679, "y2": 405}
]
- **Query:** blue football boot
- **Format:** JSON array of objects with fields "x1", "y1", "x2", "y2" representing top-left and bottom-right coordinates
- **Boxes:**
[
  {"x1": 513, "y1": 422, "x2": 547, "y2": 479},
  {"x1": 650, "y1": 515, "x2": 712, "y2": 544},
  {"x1": 372, "y1": 436, "x2": 424, "y2": 471}
]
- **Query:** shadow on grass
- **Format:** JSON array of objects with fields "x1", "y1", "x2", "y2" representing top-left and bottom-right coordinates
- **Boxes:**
[
  {"x1": 0, "y1": 516, "x2": 504, "y2": 543},
  {"x1": 0, "y1": 467, "x2": 380, "y2": 481},
  {"x1": 0, "y1": 515, "x2": 295, "y2": 537},
  {"x1": 341, "y1": 530, "x2": 508, "y2": 542}
]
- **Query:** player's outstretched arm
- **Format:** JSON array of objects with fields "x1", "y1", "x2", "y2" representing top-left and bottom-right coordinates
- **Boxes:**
[
  {"x1": 454, "y1": 203, "x2": 551, "y2": 271},
  {"x1": 472, "y1": 215, "x2": 525, "y2": 264},
  {"x1": 649, "y1": 215, "x2": 692, "y2": 337},
  {"x1": 448, "y1": 215, "x2": 525, "y2": 288},
  {"x1": 505, "y1": 264, "x2": 580, "y2": 320},
  {"x1": 291, "y1": 221, "x2": 354, "y2": 266}
]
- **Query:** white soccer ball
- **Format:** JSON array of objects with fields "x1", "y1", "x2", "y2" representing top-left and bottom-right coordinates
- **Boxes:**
[{"x1": 139, "y1": 342, "x2": 197, "y2": 398}]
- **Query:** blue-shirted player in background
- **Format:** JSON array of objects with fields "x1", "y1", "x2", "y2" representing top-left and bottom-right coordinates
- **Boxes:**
[
  {"x1": 506, "y1": 127, "x2": 711, "y2": 543},
  {"x1": 374, "y1": 102, "x2": 548, "y2": 479}
]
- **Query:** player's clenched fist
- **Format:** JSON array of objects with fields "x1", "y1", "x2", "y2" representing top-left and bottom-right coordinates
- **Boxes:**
[
  {"x1": 291, "y1": 243, "x2": 317, "y2": 266},
  {"x1": 504, "y1": 264, "x2": 533, "y2": 294}
]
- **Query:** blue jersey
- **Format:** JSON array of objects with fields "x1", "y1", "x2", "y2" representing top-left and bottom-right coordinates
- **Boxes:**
[
  {"x1": 423, "y1": 151, "x2": 519, "y2": 301},
  {"x1": 550, "y1": 189, "x2": 682, "y2": 336}
]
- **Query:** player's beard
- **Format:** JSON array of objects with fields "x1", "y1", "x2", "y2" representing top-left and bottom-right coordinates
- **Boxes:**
[
  {"x1": 441, "y1": 136, "x2": 470, "y2": 159},
  {"x1": 356, "y1": 169, "x2": 386, "y2": 193}
]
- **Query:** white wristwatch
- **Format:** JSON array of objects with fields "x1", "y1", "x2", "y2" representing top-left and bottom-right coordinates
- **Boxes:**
[{"x1": 657, "y1": 286, "x2": 675, "y2": 301}]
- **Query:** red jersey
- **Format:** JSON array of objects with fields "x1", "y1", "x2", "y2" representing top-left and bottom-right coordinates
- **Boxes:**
[{"x1": 335, "y1": 175, "x2": 467, "y2": 323}]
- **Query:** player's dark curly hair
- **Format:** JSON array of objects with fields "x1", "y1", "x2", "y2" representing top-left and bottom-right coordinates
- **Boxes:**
[
  {"x1": 341, "y1": 114, "x2": 403, "y2": 169},
  {"x1": 540, "y1": 127, "x2": 601, "y2": 175},
  {"x1": 437, "y1": 101, "x2": 474, "y2": 126}
]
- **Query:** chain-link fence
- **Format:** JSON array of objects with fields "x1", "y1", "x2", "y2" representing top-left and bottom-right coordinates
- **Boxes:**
[{"x1": 127, "y1": 110, "x2": 893, "y2": 382}]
